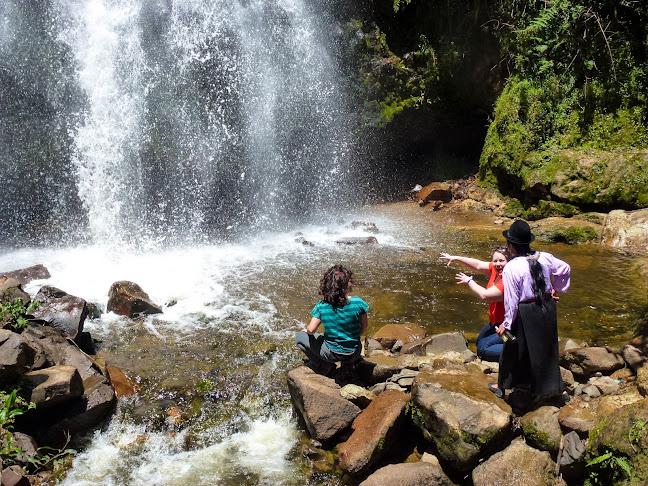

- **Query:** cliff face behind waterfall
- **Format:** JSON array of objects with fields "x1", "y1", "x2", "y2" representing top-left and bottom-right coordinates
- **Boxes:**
[{"x1": 341, "y1": 0, "x2": 648, "y2": 212}]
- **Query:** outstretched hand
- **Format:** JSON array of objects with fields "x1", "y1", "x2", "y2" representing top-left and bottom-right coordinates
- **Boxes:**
[
  {"x1": 440, "y1": 252, "x2": 457, "y2": 267},
  {"x1": 551, "y1": 289, "x2": 560, "y2": 302},
  {"x1": 455, "y1": 272, "x2": 472, "y2": 285}
]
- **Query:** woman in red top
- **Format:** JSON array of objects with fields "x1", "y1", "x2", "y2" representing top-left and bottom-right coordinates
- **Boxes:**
[{"x1": 440, "y1": 247, "x2": 511, "y2": 361}]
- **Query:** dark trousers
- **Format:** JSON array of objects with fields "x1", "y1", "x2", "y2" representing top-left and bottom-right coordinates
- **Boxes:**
[{"x1": 295, "y1": 332, "x2": 360, "y2": 369}]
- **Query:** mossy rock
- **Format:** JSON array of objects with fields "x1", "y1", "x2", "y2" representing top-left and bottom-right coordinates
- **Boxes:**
[
  {"x1": 585, "y1": 399, "x2": 648, "y2": 485},
  {"x1": 539, "y1": 225, "x2": 600, "y2": 244}
]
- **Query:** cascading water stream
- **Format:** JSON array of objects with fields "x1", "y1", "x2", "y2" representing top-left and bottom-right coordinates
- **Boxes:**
[{"x1": 1, "y1": 0, "x2": 355, "y2": 248}]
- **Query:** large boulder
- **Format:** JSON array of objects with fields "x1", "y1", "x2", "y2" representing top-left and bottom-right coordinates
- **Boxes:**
[
  {"x1": 359, "y1": 462, "x2": 453, "y2": 486},
  {"x1": 31, "y1": 286, "x2": 87, "y2": 340},
  {"x1": 18, "y1": 326, "x2": 115, "y2": 446},
  {"x1": 411, "y1": 368, "x2": 513, "y2": 473},
  {"x1": 416, "y1": 182, "x2": 453, "y2": 205},
  {"x1": 472, "y1": 437, "x2": 564, "y2": 486},
  {"x1": 559, "y1": 347, "x2": 625, "y2": 377},
  {"x1": 0, "y1": 265, "x2": 51, "y2": 285},
  {"x1": 107, "y1": 281, "x2": 162, "y2": 317},
  {"x1": 22, "y1": 365, "x2": 84, "y2": 409},
  {"x1": 338, "y1": 389, "x2": 410, "y2": 476},
  {"x1": 287, "y1": 365, "x2": 360, "y2": 444},
  {"x1": 423, "y1": 332, "x2": 468, "y2": 356},
  {"x1": 0, "y1": 330, "x2": 36, "y2": 381},
  {"x1": 601, "y1": 208, "x2": 648, "y2": 253},
  {"x1": 586, "y1": 398, "x2": 648, "y2": 485},
  {"x1": 520, "y1": 405, "x2": 562, "y2": 455}
]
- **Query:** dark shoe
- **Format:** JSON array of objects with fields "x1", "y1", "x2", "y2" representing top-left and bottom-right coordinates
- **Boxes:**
[
  {"x1": 319, "y1": 361, "x2": 337, "y2": 377},
  {"x1": 488, "y1": 383, "x2": 503, "y2": 399},
  {"x1": 560, "y1": 392, "x2": 570, "y2": 405}
]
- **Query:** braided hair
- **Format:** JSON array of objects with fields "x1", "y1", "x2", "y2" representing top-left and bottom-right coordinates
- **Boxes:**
[
  {"x1": 511, "y1": 243, "x2": 547, "y2": 304},
  {"x1": 319, "y1": 264, "x2": 353, "y2": 309}
]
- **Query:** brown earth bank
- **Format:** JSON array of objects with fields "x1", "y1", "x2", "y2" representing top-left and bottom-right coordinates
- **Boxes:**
[{"x1": 290, "y1": 183, "x2": 648, "y2": 485}]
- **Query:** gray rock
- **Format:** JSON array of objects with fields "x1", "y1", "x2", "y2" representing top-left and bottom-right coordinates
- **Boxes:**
[
  {"x1": 425, "y1": 332, "x2": 468, "y2": 356},
  {"x1": 411, "y1": 368, "x2": 513, "y2": 472},
  {"x1": 621, "y1": 344, "x2": 646, "y2": 371},
  {"x1": 588, "y1": 375, "x2": 621, "y2": 395},
  {"x1": 560, "y1": 347, "x2": 625, "y2": 377},
  {"x1": 31, "y1": 286, "x2": 87, "y2": 340},
  {"x1": 472, "y1": 438, "x2": 561, "y2": 486},
  {"x1": 359, "y1": 462, "x2": 453, "y2": 486},
  {"x1": 1, "y1": 465, "x2": 30, "y2": 486},
  {"x1": 0, "y1": 330, "x2": 35, "y2": 381},
  {"x1": 340, "y1": 384, "x2": 375, "y2": 409},
  {"x1": 1, "y1": 264, "x2": 50, "y2": 285},
  {"x1": 582, "y1": 384, "x2": 601, "y2": 398},
  {"x1": 520, "y1": 406, "x2": 562, "y2": 455}
]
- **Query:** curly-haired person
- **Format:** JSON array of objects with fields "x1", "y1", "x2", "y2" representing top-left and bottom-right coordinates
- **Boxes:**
[{"x1": 296, "y1": 264, "x2": 368, "y2": 376}]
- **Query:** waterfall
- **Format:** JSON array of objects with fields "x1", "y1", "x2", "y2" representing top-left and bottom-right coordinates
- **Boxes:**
[{"x1": 0, "y1": 0, "x2": 355, "y2": 248}]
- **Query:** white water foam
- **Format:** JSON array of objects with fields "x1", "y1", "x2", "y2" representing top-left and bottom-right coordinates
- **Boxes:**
[{"x1": 59, "y1": 411, "x2": 299, "y2": 486}]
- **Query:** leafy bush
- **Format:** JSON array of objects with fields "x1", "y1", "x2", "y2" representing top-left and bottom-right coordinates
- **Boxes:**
[{"x1": 0, "y1": 299, "x2": 40, "y2": 331}]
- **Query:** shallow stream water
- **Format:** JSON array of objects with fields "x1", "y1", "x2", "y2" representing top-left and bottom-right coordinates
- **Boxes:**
[{"x1": 1, "y1": 203, "x2": 646, "y2": 485}]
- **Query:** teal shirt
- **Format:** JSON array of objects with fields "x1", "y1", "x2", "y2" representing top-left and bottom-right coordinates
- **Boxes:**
[{"x1": 311, "y1": 296, "x2": 369, "y2": 353}]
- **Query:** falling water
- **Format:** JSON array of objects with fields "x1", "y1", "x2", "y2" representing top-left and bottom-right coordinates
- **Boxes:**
[{"x1": 0, "y1": 0, "x2": 355, "y2": 248}]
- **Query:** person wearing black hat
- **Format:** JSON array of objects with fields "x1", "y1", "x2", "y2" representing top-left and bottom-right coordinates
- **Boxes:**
[{"x1": 488, "y1": 219, "x2": 571, "y2": 406}]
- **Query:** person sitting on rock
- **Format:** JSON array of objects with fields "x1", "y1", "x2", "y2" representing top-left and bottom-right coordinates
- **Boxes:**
[
  {"x1": 440, "y1": 247, "x2": 511, "y2": 362},
  {"x1": 296, "y1": 264, "x2": 368, "y2": 376}
]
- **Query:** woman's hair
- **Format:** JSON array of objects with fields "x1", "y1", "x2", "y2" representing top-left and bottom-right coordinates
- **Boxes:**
[
  {"x1": 319, "y1": 264, "x2": 353, "y2": 308},
  {"x1": 492, "y1": 246, "x2": 512, "y2": 261},
  {"x1": 511, "y1": 242, "x2": 547, "y2": 304}
]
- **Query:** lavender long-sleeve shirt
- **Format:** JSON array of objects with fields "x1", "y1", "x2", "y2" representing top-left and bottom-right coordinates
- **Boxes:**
[{"x1": 501, "y1": 251, "x2": 571, "y2": 330}]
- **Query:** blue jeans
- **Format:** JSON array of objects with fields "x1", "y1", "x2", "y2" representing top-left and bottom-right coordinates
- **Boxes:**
[
  {"x1": 476, "y1": 324, "x2": 504, "y2": 362},
  {"x1": 295, "y1": 332, "x2": 360, "y2": 369}
]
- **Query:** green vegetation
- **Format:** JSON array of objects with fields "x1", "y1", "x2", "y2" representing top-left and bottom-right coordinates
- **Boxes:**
[
  {"x1": 0, "y1": 299, "x2": 40, "y2": 331},
  {"x1": 585, "y1": 450, "x2": 632, "y2": 485},
  {"x1": 479, "y1": 0, "x2": 648, "y2": 207}
]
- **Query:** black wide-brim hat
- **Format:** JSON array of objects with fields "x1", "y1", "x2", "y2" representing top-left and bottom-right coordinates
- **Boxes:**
[{"x1": 502, "y1": 219, "x2": 536, "y2": 245}]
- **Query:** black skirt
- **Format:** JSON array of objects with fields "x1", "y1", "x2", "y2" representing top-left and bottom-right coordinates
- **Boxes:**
[{"x1": 498, "y1": 299, "x2": 565, "y2": 398}]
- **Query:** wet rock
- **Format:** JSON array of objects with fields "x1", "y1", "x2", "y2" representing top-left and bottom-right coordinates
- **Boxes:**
[
  {"x1": 473, "y1": 438, "x2": 563, "y2": 486},
  {"x1": 560, "y1": 346, "x2": 625, "y2": 377},
  {"x1": 359, "y1": 461, "x2": 453, "y2": 486},
  {"x1": 334, "y1": 236, "x2": 378, "y2": 245},
  {"x1": 411, "y1": 368, "x2": 513, "y2": 473},
  {"x1": 351, "y1": 221, "x2": 379, "y2": 233},
  {"x1": 0, "y1": 264, "x2": 51, "y2": 285},
  {"x1": 520, "y1": 406, "x2": 562, "y2": 455},
  {"x1": 0, "y1": 279, "x2": 31, "y2": 307},
  {"x1": 31, "y1": 286, "x2": 87, "y2": 340},
  {"x1": 388, "y1": 368, "x2": 419, "y2": 389},
  {"x1": 22, "y1": 365, "x2": 84, "y2": 409},
  {"x1": 416, "y1": 182, "x2": 453, "y2": 205},
  {"x1": 365, "y1": 338, "x2": 383, "y2": 355},
  {"x1": 0, "y1": 330, "x2": 35, "y2": 381},
  {"x1": 287, "y1": 365, "x2": 360, "y2": 444},
  {"x1": 622, "y1": 344, "x2": 647, "y2": 371},
  {"x1": 340, "y1": 384, "x2": 375, "y2": 408},
  {"x1": 338, "y1": 390, "x2": 410, "y2": 476},
  {"x1": 372, "y1": 324, "x2": 426, "y2": 350},
  {"x1": 106, "y1": 365, "x2": 140, "y2": 398},
  {"x1": 107, "y1": 281, "x2": 162, "y2": 317}
]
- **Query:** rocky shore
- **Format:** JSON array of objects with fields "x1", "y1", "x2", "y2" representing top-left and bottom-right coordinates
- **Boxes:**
[
  {"x1": 288, "y1": 324, "x2": 648, "y2": 485},
  {"x1": 288, "y1": 183, "x2": 648, "y2": 485},
  {"x1": 0, "y1": 266, "x2": 159, "y2": 485}
]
